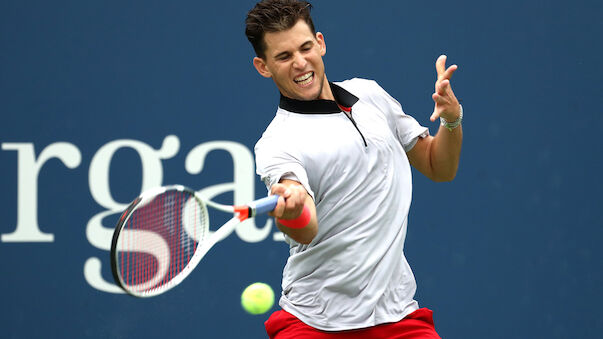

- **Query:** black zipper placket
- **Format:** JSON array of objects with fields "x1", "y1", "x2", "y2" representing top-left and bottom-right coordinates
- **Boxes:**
[{"x1": 342, "y1": 108, "x2": 368, "y2": 147}]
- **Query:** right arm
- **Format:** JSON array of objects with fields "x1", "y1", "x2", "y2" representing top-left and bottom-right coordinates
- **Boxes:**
[
  {"x1": 406, "y1": 55, "x2": 463, "y2": 182},
  {"x1": 269, "y1": 179, "x2": 318, "y2": 244}
]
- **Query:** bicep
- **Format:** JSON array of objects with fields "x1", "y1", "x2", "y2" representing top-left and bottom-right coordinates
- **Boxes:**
[{"x1": 406, "y1": 135, "x2": 435, "y2": 180}]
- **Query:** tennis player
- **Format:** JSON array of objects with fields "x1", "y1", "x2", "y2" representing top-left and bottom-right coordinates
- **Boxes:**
[{"x1": 246, "y1": 1, "x2": 463, "y2": 338}]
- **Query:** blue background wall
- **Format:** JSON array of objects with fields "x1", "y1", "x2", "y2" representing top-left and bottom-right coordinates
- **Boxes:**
[{"x1": 1, "y1": 0, "x2": 601, "y2": 338}]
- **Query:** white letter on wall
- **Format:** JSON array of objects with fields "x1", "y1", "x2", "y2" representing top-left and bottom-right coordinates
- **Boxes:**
[
  {"x1": 185, "y1": 141, "x2": 272, "y2": 243},
  {"x1": 83, "y1": 135, "x2": 180, "y2": 293},
  {"x1": 1, "y1": 142, "x2": 81, "y2": 242}
]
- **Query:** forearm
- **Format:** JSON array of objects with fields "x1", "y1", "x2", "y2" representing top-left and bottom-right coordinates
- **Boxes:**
[
  {"x1": 408, "y1": 54, "x2": 463, "y2": 182},
  {"x1": 275, "y1": 193, "x2": 318, "y2": 244},
  {"x1": 429, "y1": 123, "x2": 463, "y2": 182},
  {"x1": 271, "y1": 179, "x2": 318, "y2": 244}
]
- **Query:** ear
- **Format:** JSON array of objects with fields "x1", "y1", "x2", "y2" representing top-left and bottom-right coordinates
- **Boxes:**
[
  {"x1": 253, "y1": 57, "x2": 272, "y2": 78},
  {"x1": 316, "y1": 32, "x2": 326, "y2": 57}
]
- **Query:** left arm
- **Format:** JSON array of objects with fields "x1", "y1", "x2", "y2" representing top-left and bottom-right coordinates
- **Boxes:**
[{"x1": 407, "y1": 55, "x2": 463, "y2": 182}]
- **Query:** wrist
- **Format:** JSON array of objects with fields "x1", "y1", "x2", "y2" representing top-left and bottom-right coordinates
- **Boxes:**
[
  {"x1": 277, "y1": 205, "x2": 311, "y2": 229},
  {"x1": 440, "y1": 105, "x2": 463, "y2": 131}
]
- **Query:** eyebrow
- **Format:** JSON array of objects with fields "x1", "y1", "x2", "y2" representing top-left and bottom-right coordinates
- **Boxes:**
[{"x1": 272, "y1": 39, "x2": 314, "y2": 60}]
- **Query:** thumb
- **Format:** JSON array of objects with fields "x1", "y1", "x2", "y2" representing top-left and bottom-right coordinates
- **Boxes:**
[
  {"x1": 430, "y1": 109, "x2": 439, "y2": 122},
  {"x1": 430, "y1": 93, "x2": 441, "y2": 121}
]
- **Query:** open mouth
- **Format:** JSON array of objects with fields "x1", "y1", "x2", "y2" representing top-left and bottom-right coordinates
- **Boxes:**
[{"x1": 294, "y1": 71, "x2": 314, "y2": 86}]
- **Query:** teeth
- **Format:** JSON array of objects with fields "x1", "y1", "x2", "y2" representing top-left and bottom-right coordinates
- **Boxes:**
[{"x1": 294, "y1": 72, "x2": 313, "y2": 85}]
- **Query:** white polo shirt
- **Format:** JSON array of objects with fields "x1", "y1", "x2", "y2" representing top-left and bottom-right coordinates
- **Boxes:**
[{"x1": 255, "y1": 78, "x2": 429, "y2": 331}]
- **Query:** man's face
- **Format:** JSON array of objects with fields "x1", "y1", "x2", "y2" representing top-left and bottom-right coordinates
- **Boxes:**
[{"x1": 253, "y1": 20, "x2": 330, "y2": 101}]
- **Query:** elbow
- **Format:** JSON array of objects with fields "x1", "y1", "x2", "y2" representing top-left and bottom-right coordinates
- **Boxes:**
[
  {"x1": 294, "y1": 225, "x2": 318, "y2": 244},
  {"x1": 434, "y1": 174, "x2": 456, "y2": 183},
  {"x1": 295, "y1": 233, "x2": 316, "y2": 245},
  {"x1": 278, "y1": 222, "x2": 318, "y2": 245},
  {"x1": 430, "y1": 168, "x2": 458, "y2": 182}
]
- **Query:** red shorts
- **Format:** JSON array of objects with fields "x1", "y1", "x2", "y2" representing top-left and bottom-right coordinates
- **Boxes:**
[{"x1": 265, "y1": 308, "x2": 441, "y2": 339}]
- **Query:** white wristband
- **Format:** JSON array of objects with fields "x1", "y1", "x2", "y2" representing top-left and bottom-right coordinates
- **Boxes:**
[{"x1": 440, "y1": 105, "x2": 463, "y2": 131}]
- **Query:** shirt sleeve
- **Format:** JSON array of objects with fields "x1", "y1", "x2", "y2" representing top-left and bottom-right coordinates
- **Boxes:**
[
  {"x1": 254, "y1": 126, "x2": 315, "y2": 201},
  {"x1": 368, "y1": 80, "x2": 429, "y2": 152}
]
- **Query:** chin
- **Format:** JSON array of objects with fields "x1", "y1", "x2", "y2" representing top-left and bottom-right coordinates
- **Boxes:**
[
  {"x1": 287, "y1": 88, "x2": 318, "y2": 101},
  {"x1": 301, "y1": 91, "x2": 321, "y2": 101},
  {"x1": 303, "y1": 84, "x2": 323, "y2": 100}
]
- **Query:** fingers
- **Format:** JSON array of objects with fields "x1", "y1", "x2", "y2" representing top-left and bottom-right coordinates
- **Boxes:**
[
  {"x1": 431, "y1": 80, "x2": 458, "y2": 121},
  {"x1": 269, "y1": 182, "x2": 307, "y2": 219},
  {"x1": 435, "y1": 79, "x2": 450, "y2": 95},
  {"x1": 434, "y1": 55, "x2": 457, "y2": 100},
  {"x1": 435, "y1": 54, "x2": 458, "y2": 81},
  {"x1": 430, "y1": 91, "x2": 448, "y2": 121},
  {"x1": 268, "y1": 183, "x2": 287, "y2": 218},
  {"x1": 268, "y1": 195, "x2": 286, "y2": 218},
  {"x1": 432, "y1": 54, "x2": 460, "y2": 123},
  {"x1": 435, "y1": 78, "x2": 457, "y2": 105},
  {"x1": 430, "y1": 108, "x2": 439, "y2": 122},
  {"x1": 442, "y1": 64, "x2": 457, "y2": 81},
  {"x1": 431, "y1": 93, "x2": 461, "y2": 122},
  {"x1": 430, "y1": 93, "x2": 449, "y2": 121},
  {"x1": 435, "y1": 54, "x2": 447, "y2": 76}
]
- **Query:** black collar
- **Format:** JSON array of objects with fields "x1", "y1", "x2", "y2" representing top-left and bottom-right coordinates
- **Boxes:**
[{"x1": 279, "y1": 82, "x2": 359, "y2": 114}]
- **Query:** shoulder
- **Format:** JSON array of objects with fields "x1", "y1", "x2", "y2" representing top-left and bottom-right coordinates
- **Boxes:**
[
  {"x1": 336, "y1": 78, "x2": 396, "y2": 108},
  {"x1": 335, "y1": 78, "x2": 385, "y2": 98},
  {"x1": 336, "y1": 78, "x2": 401, "y2": 112},
  {"x1": 254, "y1": 109, "x2": 304, "y2": 157},
  {"x1": 255, "y1": 113, "x2": 285, "y2": 151}
]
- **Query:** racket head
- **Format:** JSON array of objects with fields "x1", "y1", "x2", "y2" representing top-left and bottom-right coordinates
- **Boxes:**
[{"x1": 110, "y1": 185, "x2": 210, "y2": 297}]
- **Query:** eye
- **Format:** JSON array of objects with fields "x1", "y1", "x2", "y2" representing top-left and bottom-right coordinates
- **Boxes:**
[
  {"x1": 301, "y1": 43, "x2": 313, "y2": 52},
  {"x1": 276, "y1": 54, "x2": 290, "y2": 61}
]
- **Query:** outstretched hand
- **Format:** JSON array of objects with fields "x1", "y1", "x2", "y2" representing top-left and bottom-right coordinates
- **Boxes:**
[{"x1": 430, "y1": 55, "x2": 461, "y2": 123}]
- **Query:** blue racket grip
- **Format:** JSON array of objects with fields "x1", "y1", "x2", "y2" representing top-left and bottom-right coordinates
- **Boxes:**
[{"x1": 250, "y1": 195, "x2": 279, "y2": 216}]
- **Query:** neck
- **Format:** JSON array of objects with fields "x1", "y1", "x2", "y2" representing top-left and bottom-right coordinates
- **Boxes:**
[{"x1": 317, "y1": 75, "x2": 335, "y2": 101}]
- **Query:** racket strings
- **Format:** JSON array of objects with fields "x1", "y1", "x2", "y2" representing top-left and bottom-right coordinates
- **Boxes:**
[{"x1": 116, "y1": 189, "x2": 209, "y2": 295}]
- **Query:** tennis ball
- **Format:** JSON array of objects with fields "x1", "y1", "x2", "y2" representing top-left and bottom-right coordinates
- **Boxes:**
[{"x1": 241, "y1": 282, "x2": 275, "y2": 315}]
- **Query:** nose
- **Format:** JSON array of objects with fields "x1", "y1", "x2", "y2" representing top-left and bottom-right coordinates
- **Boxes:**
[{"x1": 292, "y1": 52, "x2": 307, "y2": 69}]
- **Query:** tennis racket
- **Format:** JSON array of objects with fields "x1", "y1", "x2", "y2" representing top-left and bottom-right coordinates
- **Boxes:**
[{"x1": 110, "y1": 185, "x2": 278, "y2": 297}]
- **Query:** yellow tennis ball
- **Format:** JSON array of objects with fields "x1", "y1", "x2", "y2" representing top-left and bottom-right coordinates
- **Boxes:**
[{"x1": 241, "y1": 282, "x2": 275, "y2": 315}]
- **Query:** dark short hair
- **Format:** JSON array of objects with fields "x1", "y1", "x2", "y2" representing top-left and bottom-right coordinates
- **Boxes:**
[{"x1": 245, "y1": 0, "x2": 315, "y2": 59}]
